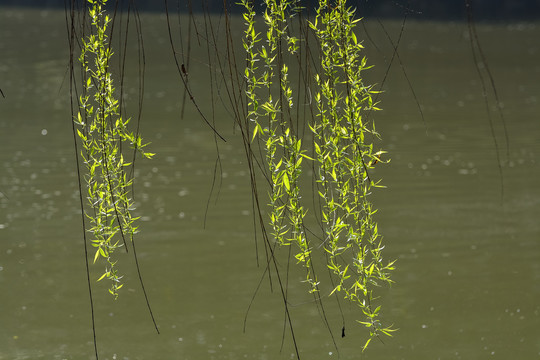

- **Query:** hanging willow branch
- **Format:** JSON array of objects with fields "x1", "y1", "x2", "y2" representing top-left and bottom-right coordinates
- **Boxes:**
[
  {"x1": 68, "y1": 1, "x2": 160, "y2": 356},
  {"x1": 310, "y1": 1, "x2": 396, "y2": 348},
  {"x1": 74, "y1": 0, "x2": 155, "y2": 298},
  {"x1": 241, "y1": 0, "x2": 396, "y2": 351}
]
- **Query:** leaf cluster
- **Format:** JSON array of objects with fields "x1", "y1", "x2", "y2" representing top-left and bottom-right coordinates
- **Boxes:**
[
  {"x1": 241, "y1": 0, "x2": 395, "y2": 350},
  {"x1": 75, "y1": 0, "x2": 153, "y2": 298}
]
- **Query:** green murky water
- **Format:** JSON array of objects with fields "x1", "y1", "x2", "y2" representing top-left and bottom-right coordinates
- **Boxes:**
[{"x1": 1, "y1": 8, "x2": 539, "y2": 360}]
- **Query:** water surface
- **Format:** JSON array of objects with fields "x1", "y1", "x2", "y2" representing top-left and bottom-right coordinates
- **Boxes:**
[{"x1": 0, "y1": 8, "x2": 539, "y2": 360}]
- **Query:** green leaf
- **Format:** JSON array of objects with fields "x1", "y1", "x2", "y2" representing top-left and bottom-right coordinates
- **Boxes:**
[
  {"x1": 97, "y1": 272, "x2": 108, "y2": 281},
  {"x1": 251, "y1": 123, "x2": 260, "y2": 142},
  {"x1": 282, "y1": 172, "x2": 290, "y2": 191},
  {"x1": 351, "y1": 31, "x2": 358, "y2": 45},
  {"x1": 93, "y1": 248, "x2": 101, "y2": 264},
  {"x1": 362, "y1": 338, "x2": 372, "y2": 352},
  {"x1": 77, "y1": 129, "x2": 86, "y2": 142}
]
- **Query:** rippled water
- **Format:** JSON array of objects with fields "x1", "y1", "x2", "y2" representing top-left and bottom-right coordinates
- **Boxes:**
[{"x1": 1, "y1": 8, "x2": 539, "y2": 360}]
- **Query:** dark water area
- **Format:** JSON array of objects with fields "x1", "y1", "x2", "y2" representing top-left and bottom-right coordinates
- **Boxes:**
[
  {"x1": 1, "y1": 7, "x2": 539, "y2": 360},
  {"x1": 2, "y1": 0, "x2": 540, "y2": 20}
]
